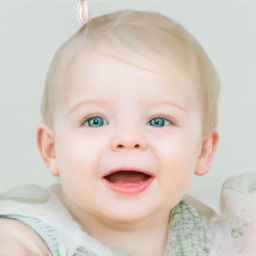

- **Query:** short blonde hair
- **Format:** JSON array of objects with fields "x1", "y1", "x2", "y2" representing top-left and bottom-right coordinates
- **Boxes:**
[{"x1": 41, "y1": 10, "x2": 220, "y2": 135}]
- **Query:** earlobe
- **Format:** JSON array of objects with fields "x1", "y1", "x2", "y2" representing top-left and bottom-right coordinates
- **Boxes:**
[
  {"x1": 195, "y1": 131, "x2": 219, "y2": 176},
  {"x1": 37, "y1": 123, "x2": 59, "y2": 177}
]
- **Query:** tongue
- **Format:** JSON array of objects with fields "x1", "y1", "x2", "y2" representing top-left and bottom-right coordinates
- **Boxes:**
[{"x1": 106, "y1": 171, "x2": 150, "y2": 186}]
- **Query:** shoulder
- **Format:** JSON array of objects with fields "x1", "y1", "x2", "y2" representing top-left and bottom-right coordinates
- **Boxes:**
[
  {"x1": 166, "y1": 196, "x2": 216, "y2": 255},
  {"x1": 0, "y1": 184, "x2": 64, "y2": 254},
  {"x1": 173, "y1": 194, "x2": 217, "y2": 230},
  {"x1": 0, "y1": 218, "x2": 50, "y2": 255},
  {"x1": 183, "y1": 194, "x2": 217, "y2": 221},
  {"x1": 0, "y1": 184, "x2": 51, "y2": 204}
]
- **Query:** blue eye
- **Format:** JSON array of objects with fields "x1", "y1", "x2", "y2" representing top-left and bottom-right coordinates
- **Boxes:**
[
  {"x1": 149, "y1": 118, "x2": 171, "y2": 127},
  {"x1": 85, "y1": 117, "x2": 107, "y2": 127}
]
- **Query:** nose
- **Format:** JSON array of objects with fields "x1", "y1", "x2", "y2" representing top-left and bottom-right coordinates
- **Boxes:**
[{"x1": 110, "y1": 124, "x2": 148, "y2": 151}]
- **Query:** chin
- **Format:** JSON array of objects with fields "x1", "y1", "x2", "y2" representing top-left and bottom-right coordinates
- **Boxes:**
[{"x1": 99, "y1": 198, "x2": 164, "y2": 225}]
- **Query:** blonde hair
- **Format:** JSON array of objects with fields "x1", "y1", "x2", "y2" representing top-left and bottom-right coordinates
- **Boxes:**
[{"x1": 41, "y1": 10, "x2": 220, "y2": 135}]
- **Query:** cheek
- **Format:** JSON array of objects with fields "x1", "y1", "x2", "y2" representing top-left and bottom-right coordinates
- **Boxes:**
[
  {"x1": 154, "y1": 129, "x2": 200, "y2": 162},
  {"x1": 54, "y1": 132, "x2": 105, "y2": 177},
  {"x1": 54, "y1": 135, "x2": 104, "y2": 204},
  {"x1": 155, "y1": 131, "x2": 201, "y2": 183}
]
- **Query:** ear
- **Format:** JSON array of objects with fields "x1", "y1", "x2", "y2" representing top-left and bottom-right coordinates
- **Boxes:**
[
  {"x1": 195, "y1": 131, "x2": 219, "y2": 176},
  {"x1": 37, "y1": 122, "x2": 59, "y2": 177}
]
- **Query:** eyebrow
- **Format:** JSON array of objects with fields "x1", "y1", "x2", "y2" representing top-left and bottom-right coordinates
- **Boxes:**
[
  {"x1": 68, "y1": 99, "x2": 110, "y2": 115},
  {"x1": 149, "y1": 100, "x2": 189, "y2": 114},
  {"x1": 69, "y1": 98, "x2": 189, "y2": 116}
]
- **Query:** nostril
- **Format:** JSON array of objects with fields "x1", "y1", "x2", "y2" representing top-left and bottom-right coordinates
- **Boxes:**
[{"x1": 116, "y1": 144, "x2": 140, "y2": 149}]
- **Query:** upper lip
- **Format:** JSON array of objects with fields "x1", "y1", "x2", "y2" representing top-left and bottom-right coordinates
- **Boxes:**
[{"x1": 102, "y1": 167, "x2": 155, "y2": 178}]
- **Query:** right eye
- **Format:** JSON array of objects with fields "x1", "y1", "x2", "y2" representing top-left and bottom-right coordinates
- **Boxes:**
[{"x1": 84, "y1": 116, "x2": 107, "y2": 127}]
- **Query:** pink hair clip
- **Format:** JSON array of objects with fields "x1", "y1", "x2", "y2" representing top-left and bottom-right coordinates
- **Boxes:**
[{"x1": 78, "y1": 0, "x2": 89, "y2": 25}]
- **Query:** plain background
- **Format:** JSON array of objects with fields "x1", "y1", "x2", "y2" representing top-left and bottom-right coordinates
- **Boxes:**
[{"x1": 0, "y1": 0, "x2": 255, "y2": 212}]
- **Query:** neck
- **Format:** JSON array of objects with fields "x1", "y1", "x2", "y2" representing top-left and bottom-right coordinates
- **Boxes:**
[
  {"x1": 60, "y1": 190, "x2": 170, "y2": 256},
  {"x1": 83, "y1": 216, "x2": 168, "y2": 256},
  {"x1": 84, "y1": 214, "x2": 169, "y2": 256}
]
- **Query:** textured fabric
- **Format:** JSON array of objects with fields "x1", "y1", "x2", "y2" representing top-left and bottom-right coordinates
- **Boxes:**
[{"x1": 165, "y1": 200, "x2": 211, "y2": 256}]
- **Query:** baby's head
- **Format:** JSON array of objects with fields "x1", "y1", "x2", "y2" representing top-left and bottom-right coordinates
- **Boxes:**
[
  {"x1": 42, "y1": 10, "x2": 220, "y2": 136},
  {"x1": 37, "y1": 10, "x2": 219, "y2": 223}
]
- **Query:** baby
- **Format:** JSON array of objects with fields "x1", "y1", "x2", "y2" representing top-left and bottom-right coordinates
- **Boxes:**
[{"x1": 0, "y1": 10, "x2": 254, "y2": 256}]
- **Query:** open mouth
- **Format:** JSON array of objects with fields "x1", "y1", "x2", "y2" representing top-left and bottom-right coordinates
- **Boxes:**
[
  {"x1": 102, "y1": 170, "x2": 154, "y2": 195},
  {"x1": 105, "y1": 171, "x2": 151, "y2": 186}
]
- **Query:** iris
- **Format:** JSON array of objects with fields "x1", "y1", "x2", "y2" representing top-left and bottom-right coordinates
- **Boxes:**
[
  {"x1": 86, "y1": 117, "x2": 106, "y2": 127},
  {"x1": 149, "y1": 118, "x2": 170, "y2": 127}
]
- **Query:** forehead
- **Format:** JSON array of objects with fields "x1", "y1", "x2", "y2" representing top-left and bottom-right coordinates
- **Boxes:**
[
  {"x1": 55, "y1": 48, "x2": 200, "y2": 115},
  {"x1": 95, "y1": 40, "x2": 199, "y2": 78}
]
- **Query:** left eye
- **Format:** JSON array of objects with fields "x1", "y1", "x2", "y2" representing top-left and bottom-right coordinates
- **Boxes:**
[
  {"x1": 149, "y1": 118, "x2": 171, "y2": 127},
  {"x1": 84, "y1": 117, "x2": 107, "y2": 127}
]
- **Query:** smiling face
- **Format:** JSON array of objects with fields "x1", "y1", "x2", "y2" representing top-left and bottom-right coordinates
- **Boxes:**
[{"x1": 37, "y1": 48, "x2": 218, "y2": 226}]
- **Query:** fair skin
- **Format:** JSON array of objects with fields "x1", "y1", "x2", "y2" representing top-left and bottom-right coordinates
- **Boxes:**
[
  {"x1": 0, "y1": 48, "x2": 218, "y2": 256},
  {"x1": 0, "y1": 218, "x2": 50, "y2": 255},
  {"x1": 37, "y1": 48, "x2": 218, "y2": 256}
]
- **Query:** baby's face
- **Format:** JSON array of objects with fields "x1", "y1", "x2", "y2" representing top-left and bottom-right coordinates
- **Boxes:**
[{"x1": 50, "y1": 49, "x2": 206, "y2": 223}]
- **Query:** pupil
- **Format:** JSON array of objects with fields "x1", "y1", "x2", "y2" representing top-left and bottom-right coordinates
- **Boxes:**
[
  {"x1": 155, "y1": 119, "x2": 160, "y2": 125},
  {"x1": 150, "y1": 118, "x2": 164, "y2": 127},
  {"x1": 89, "y1": 117, "x2": 103, "y2": 127}
]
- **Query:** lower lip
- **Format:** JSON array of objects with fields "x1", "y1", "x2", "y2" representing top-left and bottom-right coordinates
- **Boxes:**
[{"x1": 102, "y1": 177, "x2": 154, "y2": 195}]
